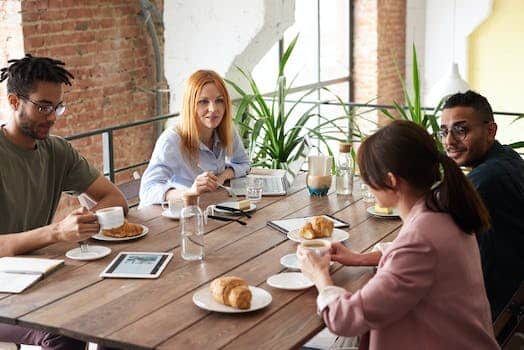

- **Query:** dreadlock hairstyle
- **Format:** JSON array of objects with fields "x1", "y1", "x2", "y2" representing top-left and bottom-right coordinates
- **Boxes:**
[
  {"x1": 357, "y1": 120, "x2": 491, "y2": 235},
  {"x1": 0, "y1": 54, "x2": 74, "y2": 96}
]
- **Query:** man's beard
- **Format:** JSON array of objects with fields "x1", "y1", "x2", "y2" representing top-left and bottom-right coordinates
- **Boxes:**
[{"x1": 18, "y1": 109, "x2": 52, "y2": 140}]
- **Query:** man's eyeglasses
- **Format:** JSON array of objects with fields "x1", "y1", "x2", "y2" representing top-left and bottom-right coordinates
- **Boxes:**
[
  {"x1": 438, "y1": 121, "x2": 490, "y2": 141},
  {"x1": 18, "y1": 95, "x2": 66, "y2": 117}
]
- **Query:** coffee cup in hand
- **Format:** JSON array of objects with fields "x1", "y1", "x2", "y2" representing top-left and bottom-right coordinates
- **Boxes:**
[
  {"x1": 95, "y1": 206, "x2": 124, "y2": 229},
  {"x1": 300, "y1": 239, "x2": 330, "y2": 257}
]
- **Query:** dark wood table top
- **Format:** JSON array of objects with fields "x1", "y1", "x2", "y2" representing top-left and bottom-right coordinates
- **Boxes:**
[{"x1": 0, "y1": 176, "x2": 402, "y2": 349}]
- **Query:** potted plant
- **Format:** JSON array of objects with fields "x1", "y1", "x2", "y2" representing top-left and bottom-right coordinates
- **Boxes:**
[
  {"x1": 380, "y1": 44, "x2": 445, "y2": 150},
  {"x1": 226, "y1": 35, "x2": 354, "y2": 169}
]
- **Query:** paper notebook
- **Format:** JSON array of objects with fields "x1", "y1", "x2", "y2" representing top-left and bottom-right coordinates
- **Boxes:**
[{"x1": 0, "y1": 257, "x2": 64, "y2": 293}]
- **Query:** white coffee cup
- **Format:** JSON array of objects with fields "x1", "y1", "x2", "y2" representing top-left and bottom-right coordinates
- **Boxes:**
[
  {"x1": 300, "y1": 239, "x2": 331, "y2": 256},
  {"x1": 161, "y1": 198, "x2": 183, "y2": 216},
  {"x1": 95, "y1": 206, "x2": 124, "y2": 229}
]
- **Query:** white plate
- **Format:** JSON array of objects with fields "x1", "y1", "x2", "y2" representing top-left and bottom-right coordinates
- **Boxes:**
[
  {"x1": 161, "y1": 210, "x2": 181, "y2": 220},
  {"x1": 66, "y1": 245, "x2": 111, "y2": 261},
  {"x1": 267, "y1": 272, "x2": 314, "y2": 290},
  {"x1": 192, "y1": 286, "x2": 272, "y2": 313},
  {"x1": 287, "y1": 228, "x2": 349, "y2": 243},
  {"x1": 91, "y1": 224, "x2": 149, "y2": 241},
  {"x1": 366, "y1": 206, "x2": 400, "y2": 219},
  {"x1": 280, "y1": 253, "x2": 333, "y2": 270},
  {"x1": 213, "y1": 202, "x2": 257, "y2": 214}
]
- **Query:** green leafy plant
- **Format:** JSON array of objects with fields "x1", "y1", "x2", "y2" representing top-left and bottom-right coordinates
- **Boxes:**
[
  {"x1": 380, "y1": 44, "x2": 444, "y2": 150},
  {"x1": 226, "y1": 34, "x2": 354, "y2": 169}
]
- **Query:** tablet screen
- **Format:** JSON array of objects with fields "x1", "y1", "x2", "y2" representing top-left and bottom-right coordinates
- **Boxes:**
[{"x1": 101, "y1": 252, "x2": 172, "y2": 279}]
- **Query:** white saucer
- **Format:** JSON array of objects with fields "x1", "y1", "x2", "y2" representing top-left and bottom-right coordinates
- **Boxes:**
[
  {"x1": 91, "y1": 225, "x2": 149, "y2": 242},
  {"x1": 192, "y1": 286, "x2": 272, "y2": 313},
  {"x1": 280, "y1": 253, "x2": 333, "y2": 270},
  {"x1": 366, "y1": 206, "x2": 400, "y2": 219},
  {"x1": 287, "y1": 228, "x2": 349, "y2": 243},
  {"x1": 214, "y1": 202, "x2": 256, "y2": 214},
  {"x1": 266, "y1": 272, "x2": 314, "y2": 290},
  {"x1": 66, "y1": 245, "x2": 111, "y2": 261},
  {"x1": 161, "y1": 210, "x2": 181, "y2": 220}
]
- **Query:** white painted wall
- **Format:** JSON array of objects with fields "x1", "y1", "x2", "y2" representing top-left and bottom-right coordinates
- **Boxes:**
[
  {"x1": 163, "y1": 0, "x2": 295, "y2": 114},
  {"x1": 406, "y1": 0, "x2": 492, "y2": 107},
  {"x1": 0, "y1": 0, "x2": 24, "y2": 121}
]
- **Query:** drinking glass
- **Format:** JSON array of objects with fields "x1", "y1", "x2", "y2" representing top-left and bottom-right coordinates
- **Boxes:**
[{"x1": 246, "y1": 176, "x2": 263, "y2": 203}]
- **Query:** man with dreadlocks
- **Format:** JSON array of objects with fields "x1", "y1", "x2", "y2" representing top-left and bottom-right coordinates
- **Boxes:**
[{"x1": 0, "y1": 54, "x2": 127, "y2": 349}]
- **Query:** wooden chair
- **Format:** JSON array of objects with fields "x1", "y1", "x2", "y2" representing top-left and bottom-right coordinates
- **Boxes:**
[{"x1": 493, "y1": 282, "x2": 524, "y2": 348}]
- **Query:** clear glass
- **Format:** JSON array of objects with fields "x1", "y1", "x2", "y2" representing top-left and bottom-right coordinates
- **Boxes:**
[
  {"x1": 360, "y1": 183, "x2": 375, "y2": 203},
  {"x1": 180, "y1": 203, "x2": 204, "y2": 261},
  {"x1": 246, "y1": 176, "x2": 263, "y2": 203},
  {"x1": 336, "y1": 151, "x2": 353, "y2": 195}
]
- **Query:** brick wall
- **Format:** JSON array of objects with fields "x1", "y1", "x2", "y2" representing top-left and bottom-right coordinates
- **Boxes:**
[
  {"x1": 18, "y1": 0, "x2": 165, "y2": 219},
  {"x1": 353, "y1": 0, "x2": 406, "y2": 129}
]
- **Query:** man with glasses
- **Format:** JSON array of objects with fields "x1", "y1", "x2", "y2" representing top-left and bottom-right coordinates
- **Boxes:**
[
  {"x1": 0, "y1": 54, "x2": 127, "y2": 349},
  {"x1": 441, "y1": 90, "x2": 524, "y2": 321}
]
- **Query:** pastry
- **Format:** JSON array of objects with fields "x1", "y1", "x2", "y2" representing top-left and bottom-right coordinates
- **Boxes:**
[
  {"x1": 232, "y1": 199, "x2": 250, "y2": 211},
  {"x1": 102, "y1": 220, "x2": 143, "y2": 238},
  {"x1": 299, "y1": 216, "x2": 334, "y2": 239},
  {"x1": 210, "y1": 276, "x2": 252, "y2": 309},
  {"x1": 374, "y1": 205, "x2": 393, "y2": 214}
]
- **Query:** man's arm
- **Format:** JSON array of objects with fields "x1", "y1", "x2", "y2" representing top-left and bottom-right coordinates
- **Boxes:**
[
  {"x1": 0, "y1": 208, "x2": 99, "y2": 257},
  {"x1": 83, "y1": 176, "x2": 129, "y2": 215}
]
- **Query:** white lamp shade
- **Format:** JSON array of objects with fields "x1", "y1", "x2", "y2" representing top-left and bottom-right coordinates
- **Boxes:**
[{"x1": 428, "y1": 62, "x2": 470, "y2": 107}]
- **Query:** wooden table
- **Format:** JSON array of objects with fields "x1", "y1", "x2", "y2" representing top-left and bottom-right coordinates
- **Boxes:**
[{"x1": 0, "y1": 176, "x2": 402, "y2": 349}]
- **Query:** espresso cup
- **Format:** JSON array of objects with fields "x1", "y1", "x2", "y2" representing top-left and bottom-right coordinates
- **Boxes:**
[
  {"x1": 95, "y1": 206, "x2": 124, "y2": 229},
  {"x1": 300, "y1": 239, "x2": 330, "y2": 257},
  {"x1": 161, "y1": 198, "x2": 183, "y2": 216}
]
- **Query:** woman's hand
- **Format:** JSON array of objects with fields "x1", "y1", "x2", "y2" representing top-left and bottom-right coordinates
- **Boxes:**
[
  {"x1": 297, "y1": 246, "x2": 333, "y2": 291},
  {"x1": 191, "y1": 171, "x2": 219, "y2": 194},
  {"x1": 216, "y1": 168, "x2": 235, "y2": 186},
  {"x1": 330, "y1": 242, "x2": 382, "y2": 266}
]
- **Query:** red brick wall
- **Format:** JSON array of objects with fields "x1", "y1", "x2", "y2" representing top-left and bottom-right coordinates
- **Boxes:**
[
  {"x1": 353, "y1": 0, "x2": 406, "y2": 127},
  {"x1": 19, "y1": 0, "x2": 165, "y2": 219},
  {"x1": 377, "y1": 0, "x2": 406, "y2": 107}
]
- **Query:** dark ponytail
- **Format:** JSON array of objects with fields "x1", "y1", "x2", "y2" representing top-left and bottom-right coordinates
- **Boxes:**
[
  {"x1": 428, "y1": 152, "x2": 490, "y2": 234},
  {"x1": 358, "y1": 120, "x2": 490, "y2": 235}
]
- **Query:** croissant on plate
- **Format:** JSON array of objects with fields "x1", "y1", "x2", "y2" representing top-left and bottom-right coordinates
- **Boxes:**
[
  {"x1": 102, "y1": 219, "x2": 143, "y2": 238},
  {"x1": 299, "y1": 216, "x2": 334, "y2": 239},
  {"x1": 210, "y1": 276, "x2": 252, "y2": 309}
]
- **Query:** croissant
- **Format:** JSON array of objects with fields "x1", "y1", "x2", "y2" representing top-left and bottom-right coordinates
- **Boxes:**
[
  {"x1": 210, "y1": 276, "x2": 252, "y2": 309},
  {"x1": 299, "y1": 216, "x2": 334, "y2": 239},
  {"x1": 312, "y1": 216, "x2": 334, "y2": 238},
  {"x1": 102, "y1": 220, "x2": 143, "y2": 238}
]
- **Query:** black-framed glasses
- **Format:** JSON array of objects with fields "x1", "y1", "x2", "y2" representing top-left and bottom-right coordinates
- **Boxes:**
[
  {"x1": 18, "y1": 95, "x2": 66, "y2": 117},
  {"x1": 438, "y1": 121, "x2": 489, "y2": 141}
]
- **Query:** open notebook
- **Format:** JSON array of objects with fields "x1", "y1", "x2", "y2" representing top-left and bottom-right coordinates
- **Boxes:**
[
  {"x1": 0, "y1": 257, "x2": 64, "y2": 293},
  {"x1": 231, "y1": 136, "x2": 312, "y2": 196}
]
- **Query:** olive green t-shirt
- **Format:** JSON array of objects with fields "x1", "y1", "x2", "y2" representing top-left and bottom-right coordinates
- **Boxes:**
[{"x1": 0, "y1": 130, "x2": 100, "y2": 234}]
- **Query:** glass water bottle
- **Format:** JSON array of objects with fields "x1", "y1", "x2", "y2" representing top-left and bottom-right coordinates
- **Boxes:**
[
  {"x1": 180, "y1": 193, "x2": 204, "y2": 260},
  {"x1": 336, "y1": 142, "x2": 353, "y2": 195}
]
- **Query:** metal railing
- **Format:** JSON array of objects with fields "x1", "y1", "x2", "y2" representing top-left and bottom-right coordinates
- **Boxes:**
[
  {"x1": 65, "y1": 112, "x2": 179, "y2": 182},
  {"x1": 63, "y1": 100, "x2": 522, "y2": 187}
]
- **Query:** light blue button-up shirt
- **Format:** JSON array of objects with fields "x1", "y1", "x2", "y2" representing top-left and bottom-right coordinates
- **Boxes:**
[{"x1": 139, "y1": 127, "x2": 250, "y2": 206}]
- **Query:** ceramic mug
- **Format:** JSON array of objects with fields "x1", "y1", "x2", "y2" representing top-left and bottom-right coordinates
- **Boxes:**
[
  {"x1": 300, "y1": 239, "x2": 330, "y2": 256},
  {"x1": 306, "y1": 174, "x2": 332, "y2": 196},
  {"x1": 161, "y1": 198, "x2": 183, "y2": 217},
  {"x1": 95, "y1": 206, "x2": 124, "y2": 229}
]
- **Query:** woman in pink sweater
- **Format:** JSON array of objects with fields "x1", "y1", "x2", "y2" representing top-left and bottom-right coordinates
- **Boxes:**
[{"x1": 298, "y1": 120, "x2": 499, "y2": 349}]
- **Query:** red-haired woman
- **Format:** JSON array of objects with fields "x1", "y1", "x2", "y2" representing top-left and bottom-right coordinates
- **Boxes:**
[{"x1": 140, "y1": 70, "x2": 250, "y2": 206}]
